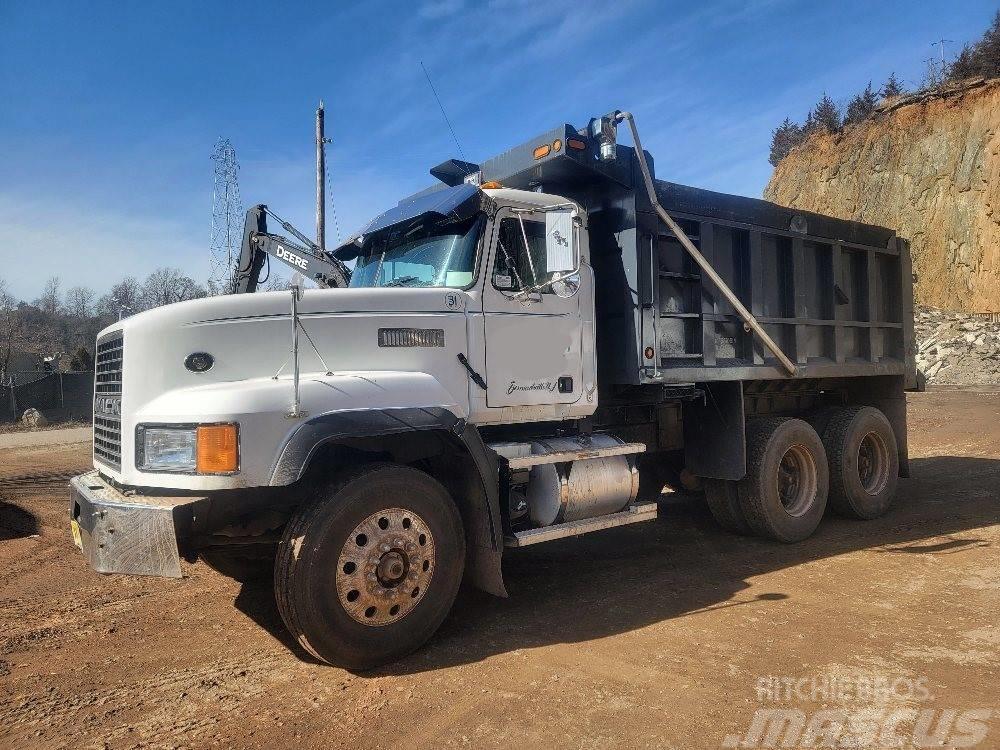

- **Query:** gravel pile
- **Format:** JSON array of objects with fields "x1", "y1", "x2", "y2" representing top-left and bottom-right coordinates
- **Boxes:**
[{"x1": 915, "y1": 305, "x2": 1000, "y2": 384}]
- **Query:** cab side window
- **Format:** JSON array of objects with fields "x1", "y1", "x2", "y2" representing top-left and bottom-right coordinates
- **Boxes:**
[{"x1": 492, "y1": 217, "x2": 554, "y2": 293}]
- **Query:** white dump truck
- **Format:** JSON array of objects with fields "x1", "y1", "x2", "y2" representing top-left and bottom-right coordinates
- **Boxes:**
[{"x1": 70, "y1": 111, "x2": 917, "y2": 669}]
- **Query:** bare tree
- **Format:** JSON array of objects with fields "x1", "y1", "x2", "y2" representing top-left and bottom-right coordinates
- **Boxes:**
[
  {"x1": 921, "y1": 57, "x2": 944, "y2": 90},
  {"x1": 264, "y1": 273, "x2": 293, "y2": 291},
  {"x1": 65, "y1": 285, "x2": 95, "y2": 319},
  {"x1": 96, "y1": 276, "x2": 142, "y2": 319},
  {"x1": 0, "y1": 279, "x2": 25, "y2": 381},
  {"x1": 139, "y1": 267, "x2": 208, "y2": 309},
  {"x1": 36, "y1": 276, "x2": 62, "y2": 315}
]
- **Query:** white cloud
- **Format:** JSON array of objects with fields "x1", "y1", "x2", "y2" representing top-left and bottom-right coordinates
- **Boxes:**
[
  {"x1": 419, "y1": 0, "x2": 464, "y2": 19},
  {"x1": 0, "y1": 191, "x2": 207, "y2": 302}
]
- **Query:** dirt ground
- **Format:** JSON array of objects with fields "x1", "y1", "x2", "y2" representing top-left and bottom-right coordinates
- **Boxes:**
[{"x1": 1, "y1": 389, "x2": 998, "y2": 749}]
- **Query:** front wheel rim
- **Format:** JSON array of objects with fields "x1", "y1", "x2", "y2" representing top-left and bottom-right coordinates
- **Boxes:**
[
  {"x1": 776, "y1": 444, "x2": 818, "y2": 517},
  {"x1": 336, "y1": 508, "x2": 436, "y2": 626},
  {"x1": 858, "y1": 431, "x2": 891, "y2": 495}
]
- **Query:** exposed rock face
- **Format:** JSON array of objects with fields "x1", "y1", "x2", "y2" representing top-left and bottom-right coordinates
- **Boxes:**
[
  {"x1": 764, "y1": 78, "x2": 1000, "y2": 312},
  {"x1": 915, "y1": 306, "x2": 1000, "y2": 384}
]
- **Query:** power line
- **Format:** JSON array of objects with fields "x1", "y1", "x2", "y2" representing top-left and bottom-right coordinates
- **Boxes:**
[
  {"x1": 420, "y1": 61, "x2": 469, "y2": 165},
  {"x1": 326, "y1": 153, "x2": 342, "y2": 244}
]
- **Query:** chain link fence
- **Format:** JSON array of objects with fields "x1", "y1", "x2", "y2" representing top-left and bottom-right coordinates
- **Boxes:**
[{"x1": 1, "y1": 371, "x2": 94, "y2": 424}]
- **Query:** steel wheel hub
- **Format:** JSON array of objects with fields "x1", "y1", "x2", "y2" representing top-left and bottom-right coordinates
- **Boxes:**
[
  {"x1": 336, "y1": 507, "x2": 435, "y2": 626},
  {"x1": 776, "y1": 444, "x2": 817, "y2": 517},
  {"x1": 858, "y1": 431, "x2": 890, "y2": 495}
]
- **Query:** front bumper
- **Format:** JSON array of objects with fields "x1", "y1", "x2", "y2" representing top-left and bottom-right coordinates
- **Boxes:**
[{"x1": 69, "y1": 470, "x2": 207, "y2": 578}]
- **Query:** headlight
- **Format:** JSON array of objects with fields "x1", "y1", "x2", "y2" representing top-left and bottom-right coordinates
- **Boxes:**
[
  {"x1": 138, "y1": 427, "x2": 197, "y2": 472},
  {"x1": 137, "y1": 424, "x2": 238, "y2": 474}
]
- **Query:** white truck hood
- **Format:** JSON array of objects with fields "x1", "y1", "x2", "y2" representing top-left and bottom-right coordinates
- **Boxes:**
[{"x1": 95, "y1": 286, "x2": 474, "y2": 489}]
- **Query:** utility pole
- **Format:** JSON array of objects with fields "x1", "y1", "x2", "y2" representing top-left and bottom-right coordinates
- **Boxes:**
[
  {"x1": 932, "y1": 38, "x2": 954, "y2": 66},
  {"x1": 316, "y1": 101, "x2": 331, "y2": 252}
]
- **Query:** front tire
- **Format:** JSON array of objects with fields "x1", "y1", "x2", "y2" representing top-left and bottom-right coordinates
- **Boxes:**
[
  {"x1": 274, "y1": 463, "x2": 465, "y2": 670},
  {"x1": 737, "y1": 418, "x2": 829, "y2": 543}
]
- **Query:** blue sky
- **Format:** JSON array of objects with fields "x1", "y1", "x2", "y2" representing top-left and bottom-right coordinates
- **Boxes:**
[{"x1": 1, "y1": 0, "x2": 996, "y2": 301}]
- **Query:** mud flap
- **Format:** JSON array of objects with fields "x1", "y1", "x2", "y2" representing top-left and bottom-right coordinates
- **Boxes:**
[{"x1": 682, "y1": 381, "x2": 746, "y2": 481}]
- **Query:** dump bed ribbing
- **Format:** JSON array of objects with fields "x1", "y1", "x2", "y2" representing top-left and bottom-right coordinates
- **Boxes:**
[{"x1": 425, "y1": 118, "x2": 917, "y2": 389}]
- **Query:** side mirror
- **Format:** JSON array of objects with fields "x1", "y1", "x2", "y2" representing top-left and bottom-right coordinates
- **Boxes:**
[
  {"x1": 545, "y1": 210, "x2": 579, "y2": 298},
  {"x1": 545, "y1": 210, "x2": 576, "y2": 274}
]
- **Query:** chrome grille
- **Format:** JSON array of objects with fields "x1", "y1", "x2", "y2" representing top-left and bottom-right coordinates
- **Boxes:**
[{"x1": 94, "y1": 331, "x2": 123, "y2": 469}]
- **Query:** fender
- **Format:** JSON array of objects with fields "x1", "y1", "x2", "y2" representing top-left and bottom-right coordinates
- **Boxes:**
[{"x1": 271, "y1": 406, "x2": 507, "y2": 598}]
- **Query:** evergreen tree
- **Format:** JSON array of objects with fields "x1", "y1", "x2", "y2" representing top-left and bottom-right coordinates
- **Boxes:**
[
  {"x1": 844, "y1": 82, "x2": 879, "y2": 125},
  {"x1": 803, "y1": 109, "x2": 816, "y2": 133},
  {"x1": 881, "y1": 72, "x2": 905, "y2": 99},
  {"x1": 946, "y1": 10, "x2": 1000, "y2": 81},
  {"x1": 69, "y1": 346, "x2": 94, "y2": 372},
  {"x1": 811, "y1": 93, "x2": 841, "y2": 133},
  {"x1": 769, "y1": 118, "x2": 806, "y2": 166}
]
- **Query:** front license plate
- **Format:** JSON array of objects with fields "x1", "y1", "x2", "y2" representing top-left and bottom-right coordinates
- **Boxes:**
[{"x1": 70, "y1": 519, "x2": 82, "y2": 549}]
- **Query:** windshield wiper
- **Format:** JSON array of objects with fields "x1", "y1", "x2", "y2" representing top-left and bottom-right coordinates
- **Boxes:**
[{"x1": 383, "y1": 275, "x2": 422, "y2": 287}]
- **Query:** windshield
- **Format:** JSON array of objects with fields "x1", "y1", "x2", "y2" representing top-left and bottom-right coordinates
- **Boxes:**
[{"x1": 349, "y1": 214, "x2": 485, "y2": 289}]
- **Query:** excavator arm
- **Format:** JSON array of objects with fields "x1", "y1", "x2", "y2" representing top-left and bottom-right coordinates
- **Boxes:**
[{"x1": 230, "y1": 205, "x2": 351, "y2": 294}]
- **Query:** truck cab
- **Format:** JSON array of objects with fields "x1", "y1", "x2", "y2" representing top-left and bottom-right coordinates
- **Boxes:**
[{"x1": 71, "y1": 111, "x2": 915, "y2": 670}]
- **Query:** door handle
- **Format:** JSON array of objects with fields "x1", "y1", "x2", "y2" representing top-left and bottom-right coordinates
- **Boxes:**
[{"x1": 457, "y1": 353, "x2": 487, "y2": 390}]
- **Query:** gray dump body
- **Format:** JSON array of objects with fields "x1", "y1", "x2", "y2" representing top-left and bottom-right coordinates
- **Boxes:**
[{"x1": 428, "y1": 119, "x2": 917, "y2": 390}]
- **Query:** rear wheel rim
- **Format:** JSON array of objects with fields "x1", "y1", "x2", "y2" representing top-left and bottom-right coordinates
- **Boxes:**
[
  {"x1": 858, "y1": 431, "x2": 890, "y2": 495},
  {"x1": 776, "y1": 444, "x2": 817, "y2": 517},
  {"x1": 336, "y1": 508, "x2": 436, "y2": 626}
]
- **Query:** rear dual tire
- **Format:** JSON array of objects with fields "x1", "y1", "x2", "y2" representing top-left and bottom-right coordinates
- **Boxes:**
[
  {"x1": 822, "y1": 406, "x2": 898, "y2": 520},
  {"x1": 704, "y1": 479, "x2": 751, "y2": 534},
  {"x1": 704, "y1": 408, "x2": 898, "y2": 541},
  {"x1": 737, "y1": 418, "x2": 829, "y2": 543}
]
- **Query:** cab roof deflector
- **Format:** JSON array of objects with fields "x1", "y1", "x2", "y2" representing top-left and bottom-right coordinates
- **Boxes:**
[{"x1": 332, "y1": 183, "x2": 492, "y2": 261}]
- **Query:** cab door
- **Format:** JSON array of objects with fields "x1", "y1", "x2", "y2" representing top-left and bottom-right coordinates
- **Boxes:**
[{"x1": 482, "y1": 207, "x2": 583, "y2": 408}]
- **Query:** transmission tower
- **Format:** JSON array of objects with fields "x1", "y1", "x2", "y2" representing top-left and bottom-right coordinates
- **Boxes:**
[{"x1": 209, "y1": 139, "x2": 243, "y2": 293}]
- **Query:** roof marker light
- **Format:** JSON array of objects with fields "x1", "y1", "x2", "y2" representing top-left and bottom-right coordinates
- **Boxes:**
[
  {"x1": 567, "y1": 138, "x2": 587, "y2": 150},
  {"x1": 532, "y1": 144, "x2": 551, "y2": 160}
]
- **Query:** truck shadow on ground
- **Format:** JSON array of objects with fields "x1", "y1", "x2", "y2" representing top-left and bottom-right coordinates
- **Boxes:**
[
  {"x1": 0, "y1": 501, "x2": 40, "y2": 541},
  {"x1": 233, "y1": 455, "x2": 999, "y2": 674}
]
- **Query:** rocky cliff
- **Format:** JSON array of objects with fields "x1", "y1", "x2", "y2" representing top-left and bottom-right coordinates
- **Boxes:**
[{"x1": 764, "y1": 78, "x2": 1000, "y2": 312}]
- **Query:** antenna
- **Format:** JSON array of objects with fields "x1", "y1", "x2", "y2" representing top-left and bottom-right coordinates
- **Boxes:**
[
  {"x1": 420, "y1": 61, "x2": 470, "y2": 167},
  {"x1": 209, "y1": 139, "x2": 243, "y2": 294}
]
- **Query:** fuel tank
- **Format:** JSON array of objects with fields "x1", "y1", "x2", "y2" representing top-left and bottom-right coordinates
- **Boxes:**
[{"x1": 526, "y1": 435, "x2": 639, "y2": 527}]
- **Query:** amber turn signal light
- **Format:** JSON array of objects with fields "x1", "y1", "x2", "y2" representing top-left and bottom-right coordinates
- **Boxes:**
[{"x1": 196, "y1": 424, "x2": 238, "y2": 474}]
